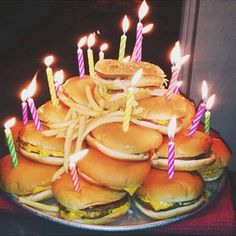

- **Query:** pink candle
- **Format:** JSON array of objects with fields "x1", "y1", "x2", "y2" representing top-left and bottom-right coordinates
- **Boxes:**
[
  {"x1": 134, "y1": 0, "x2": 149, "y2": 62},
  {"x1": 189, "y1": 81, "x2": 208, "y2": 137},
  {"x1": 20, "y1": 89, "x2": 28, "y2": 126},
  {"x1": 69, "y1": 162, "x2": 80, "y2": 192},
  {"x1": 168, "y1": 117, "x2": 176, "y2": 180},
  {"x1": 173, "y1": 81, "x2": 183, "y2": 94},
  {"x1": 26, "y1": 76, "x2": 41, "y2": 130},
  {"x1": 77, "y1": 36, "x2": 87, "y2": 78}
]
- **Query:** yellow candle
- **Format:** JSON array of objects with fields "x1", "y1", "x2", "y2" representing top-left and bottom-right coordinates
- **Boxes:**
[
  {"x1": 87, "y1": 34, "x2": 95, "y2": 77},
  {"x1": 44, "y1": 56, "x2": 58, "y2": 106},
  {"x1": 118, "y1": 15, "x2": 129, "y2": 61}
]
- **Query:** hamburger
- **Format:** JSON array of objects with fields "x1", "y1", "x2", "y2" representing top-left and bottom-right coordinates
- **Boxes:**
[
  {"x1": 152, "y1": 131, "x2": 215, "y2": 171},
  {"x1": 52, "y1": 173, "x2": 131, "y2": 224},
  {"x1": 134, "y1": 169, "x2": 205, "y2": 220},
  {"x1": 18, "y1": 122, "x2": 75, "y2": 166},
  {"x1": 0, "y1": 153, "x2": 58, "y2": 201},
  {"x1": 77, "y1": 147, "x2": 151, "y2": 195},
  {"x1": 198, "y1": 138, "x2": 232, "y2": 181},
  {"x1": 86, "y1": 122, "x2": 163, "y2": 161},
  {"x1": 131, "y1": 94, "x2": 195, "y2": 135},
  {"x1": 93, "y1": 59, "x2": 166, "y2": 110}
]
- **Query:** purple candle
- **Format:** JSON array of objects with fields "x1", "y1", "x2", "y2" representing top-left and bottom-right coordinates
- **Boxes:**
[
  {"x1": 20, "y1": 89, "x2": 28, "y2": 126},
  {"x1": 168, "y1": 117, "x2": 176, "y2": 180},
  {"x1": 189, "y1": 81, "x2": 208, "y2": 136},
  {"x1": 77, "y1": 36, "x2": 87, "y2": 78}
]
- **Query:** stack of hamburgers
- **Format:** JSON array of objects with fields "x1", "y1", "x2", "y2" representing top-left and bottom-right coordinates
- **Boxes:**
[{"x1": 0, "y1": 59, "x2": 232, "y2": 225}]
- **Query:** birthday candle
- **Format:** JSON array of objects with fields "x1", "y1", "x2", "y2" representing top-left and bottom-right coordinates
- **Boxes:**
[
  {"x1": 173, "y1": 81, "x2": 183, "y2": 94},
  {"x1": 20, "y1": 89, "x2": 28, "y2": 125},
  {"x1": 118, "y1": 15, "x2": 129, "y2": 61},
  {"x1": 4, "y1": 118, "x2": 18, "y2": 167},
  {"x1": 134, "y1": 0, "x2": 149, "y2": 62},
  {"x1": 44, "y1": 55, "x2": 58, "y2": 106},
  {"x1": 87, "y1": 34, "x2": 95, "y2": 77},
  {"x1": 204, "y1": 94, "x2": 215, "y2": 134},
  {"x1": 123, "y1": 69, "x2": 143, "y2": 132},
  {"x1": 54, "y1": 70, "x2": 64, "y2": 97},
  {"x1": 77, "y1": 36, "x2": 87, "y2": 78},
  {"x1": 189, "y1": 81, "x2": 208, "y2": 136},
  {"x1": 99, "y1": 43, "x2": 108, "y2": 61},
  {"x1": 69, "y1": 162, "x2": 80, "y2": 192},
  {"x1": 168, "y1": 117, "x2": 176, "y2": 180},
  {"x1": 26, "y1": 77, "x2": 41, "y2": 130}
]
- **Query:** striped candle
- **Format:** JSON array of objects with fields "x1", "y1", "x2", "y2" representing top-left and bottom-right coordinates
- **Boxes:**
[
  {"x1": 135, "y1": 22, "x2": 143, "y2": 62},
  {"x1": 167, "y1": 116, "x2": 176, "y2": 180},
  {"x1": 27, "y1": 97, "x2": 41, "y2": 130},
  {"x1": 118, "y1": 15, "x2": 129, "y2": 61},
  {"x1": 4, "y1": 118, "x2": 18, "y2": 167},
  {"x1": 165, "y1": 65, "x2": 180, "y2": 99},
  {"x1": 21, "y1": 89, "x2": 28, "y2": 126},
  {"x1": 87, "y1": 34, "x2": 95, "y2": 77},
  {"x1": 204, "y1": 94, "x2": 215, "y2": 134},
  {"x1": 77, "y1": 36, "x2": 87, "y2": 78},
  {"x1": 69, "y1": 162, "x2": 80, "y2": 192}
]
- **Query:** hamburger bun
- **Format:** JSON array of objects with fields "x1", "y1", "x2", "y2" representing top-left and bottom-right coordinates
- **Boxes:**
[
  {"x1": 77, "y1": 148, "x2": 151, "y2": 195},
  {"x1": 86, "y1": 122, "x2": 163, "y2": 161},
  {"x1": 134, "y1": 169, "x2": 205, "y2": 220},
  {"x1": 152, "y1": 131, "x2": 215, "y2": 171},
  {"x1": 132, "y1": 94, "x2": 195, "y2": 135},
  {"x1": 18, "y1": 122, "x2": 75, "y2": 166},
  {"x1": 198, "y1": 138, "x2": 232, "y2": 181},
  {"x1": 52, "y1": 173, "x2": 130, "y2": 224},
  {"x1": 0, "y1": 153, "x2": 58, "y2": 196}
]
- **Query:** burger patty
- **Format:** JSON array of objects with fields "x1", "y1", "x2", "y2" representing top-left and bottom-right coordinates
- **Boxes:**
[
  {"x1": 60, "y1": 194, "x2": 130, "y2": 220},
  {"x1": 135, "y1": 195, "x2": 203, "y2": 212},
  {"x1": 158, "y1": 151, "x2": 212, "y2": 161}
]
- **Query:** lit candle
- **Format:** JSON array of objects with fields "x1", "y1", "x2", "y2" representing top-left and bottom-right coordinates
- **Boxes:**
[
  {"x1": 173, "y1": 81, "x2": 183, "y2": 94},
  {"x1": 167, "y1": 117, "x2": 176, "y2": 180},
  {"x1": 87, "y1": 33, "x2": 95, "y2": 77},
  {"x1": 134, "y1": 0, "x2": 149, "y2": 62},
  {"x1": 131, "y1": 23, "x2": 153, "y2": 61},
  {"x1": 26, "y1": 76, "x2": 41, "y2": 130},
  {"x1": 123, "y1": 69, "x2": 143, "y2": 132},
  {"x1": 20, "y1": 89, "x2": 28, "y2": 125},
  {"x1": 99, "y1": 43, "x2": 108, "y2": 61},
  {"x1": 77, "y1": 36, "x2": 87, "y2": 78},
  {"x1": 166, "y1": 42, "x2": 190, "y2": 99},
  {"x1": 118, "y1": 15, "x2": 129, "y2": 61},
  {"x1": 54, "y1": 70, "x2": 64, "y2": 97},
  {"x1": 204, "y1": 94, "x2": 215, "y2": 134},
  {"x1": 69, "y1": 149, "x2": 89, "y2": 192},
  {"x1": 189, "y1": 81, "x2": 208, "y2": 136},
  {"x1": 44, "y1": 55, "x2": 58, "y2": 106},
  {"x1": 4, "y1": 117, "x2": 18, "y2": 167}
]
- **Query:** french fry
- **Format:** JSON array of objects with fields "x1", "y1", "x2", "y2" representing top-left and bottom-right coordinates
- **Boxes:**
[
  {"x1": 25, "y1": 189, "x2": 53, "y2": 202},
  {"x1": 86, "y1": 86, "x2": 102, "y2": 112}
]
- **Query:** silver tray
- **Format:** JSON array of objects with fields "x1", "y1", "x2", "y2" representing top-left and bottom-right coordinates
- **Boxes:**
[{"x1": 5, "y1": 171, "x2": 227, "y2": 232}]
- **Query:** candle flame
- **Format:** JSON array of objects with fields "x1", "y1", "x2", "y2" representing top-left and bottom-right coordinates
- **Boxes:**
[
  {"x1": 87, "y1": 34, "x2": 95, "y2": 48},
  {"x1": 168, "y1": 116, "x2": 176, "y2": 140},
  {"x1": 54, "y1": 70, "x2": 64, "y2": 85},
  {"x1": 202, "y1": 80, "x2": 208, "y2": 101},
  {"x1": 131, "y1": 69, "x2": 142, "y2": 86},
  {"x1": 26, "y1": 75, "x2": 37, "y2": 98},
  {"x1": 170, "y1": 41, "x2": 181, "y2": 65},
  {"x1": 143, "y1": 23, "x2": 154, "y2": 34},
  {"x1": 138, "y1": 0, "x2": 149, "y2": 21},
  {"x1": 77, "y1": 36, "x2": 87, "y2": 48},
  {"x1": 122, "y1": 15, "x2": 130, "y2": 33},
  {"x1": 123, "y1": 56, "x2": 130, "y2": 63},
  {"x1": 100, "y1": 43, "x2": 108, "y2": 52},
  {"x1": 4, "y1": 117, "x2": 16, "y2": 129},
  {"x1": 96, "y1": 30, "x2": 101, "y2": 35},
  {"x1": 20, "y1": 89, "x2": 28, "y2": 102},
  {"x1": 44, "y1": 55, "x2": 54, "y2": 67},
  {"x1": 70, "y1": 149, "x2": 89, "y2": 164},
  {"x1": 206, "y1": 94, "x2": 215, "y2": 110}
]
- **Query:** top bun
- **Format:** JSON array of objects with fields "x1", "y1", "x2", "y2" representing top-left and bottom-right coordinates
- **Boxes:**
[
  {"x1": 0, "y1": 154, "x2": 58, "y2": 196},
  {"x1": 52, "y1": 173, "x2": 126, "y2": 210},
  {"x1": 59, "y1": 76, "x2": 95, "y2": 106},
  {"x1": 38, "y1": 100, "x2": 69, "y2": 126},
  {"x1": 155, "y1": 131, "x2": 212, "y2": 158},
  {"x1": 136, "y1": 169, "x2": 204, "y2": 202},
  {"x1": 95, "y1": 59, "x2": 166, "y2": 80}
]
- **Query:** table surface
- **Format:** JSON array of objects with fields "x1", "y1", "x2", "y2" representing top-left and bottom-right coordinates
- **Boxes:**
[{"x1": 0, "y1": 172, "x2": 235, "y2": 236}]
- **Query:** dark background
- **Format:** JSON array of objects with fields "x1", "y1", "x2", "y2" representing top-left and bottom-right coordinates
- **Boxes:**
[{"x1": 0, "y1": 1, "x2": 182, "y2": 234}]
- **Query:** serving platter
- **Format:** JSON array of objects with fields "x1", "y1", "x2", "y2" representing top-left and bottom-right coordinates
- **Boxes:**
[{"x1": 4, "y1": 171, "x2": 227, "y2": 232}]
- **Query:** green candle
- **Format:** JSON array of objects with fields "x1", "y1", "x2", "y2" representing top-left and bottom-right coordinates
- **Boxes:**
[
  {"x1": 204, "y1": 110, "x2": 211, "y2": 134},
  {"x1": 118, "y1": 15, "x2": 129, "y2": 61},
  {"x1": 4, "y1": 118, "x2": 18, "y2": 167}
]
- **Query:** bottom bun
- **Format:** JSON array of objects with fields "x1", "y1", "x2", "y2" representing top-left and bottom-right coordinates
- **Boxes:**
[
  {"x1": 19, "y1": 147, "x2": 64, "y2": 166},
  {"x1": 152, "y1": 153, "x2": 216, "y2": 171},
  {"x1": 198, "y1": 168, "x2": 224, "y2": 182},
  {"x1": 135, "y1": 196, "x2": 204, "y2": 220}
]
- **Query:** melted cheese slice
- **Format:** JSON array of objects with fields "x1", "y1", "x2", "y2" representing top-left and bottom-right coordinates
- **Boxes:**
[
  {"x1": 124, "y1": 185, "x2": 139, "y2": 196},
  {"x1": 32, "y1": 185, "x2": 51, "y2": 194},
  {"x1": 140, "y1": 196, "x2": 174, "y2": 211}
]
